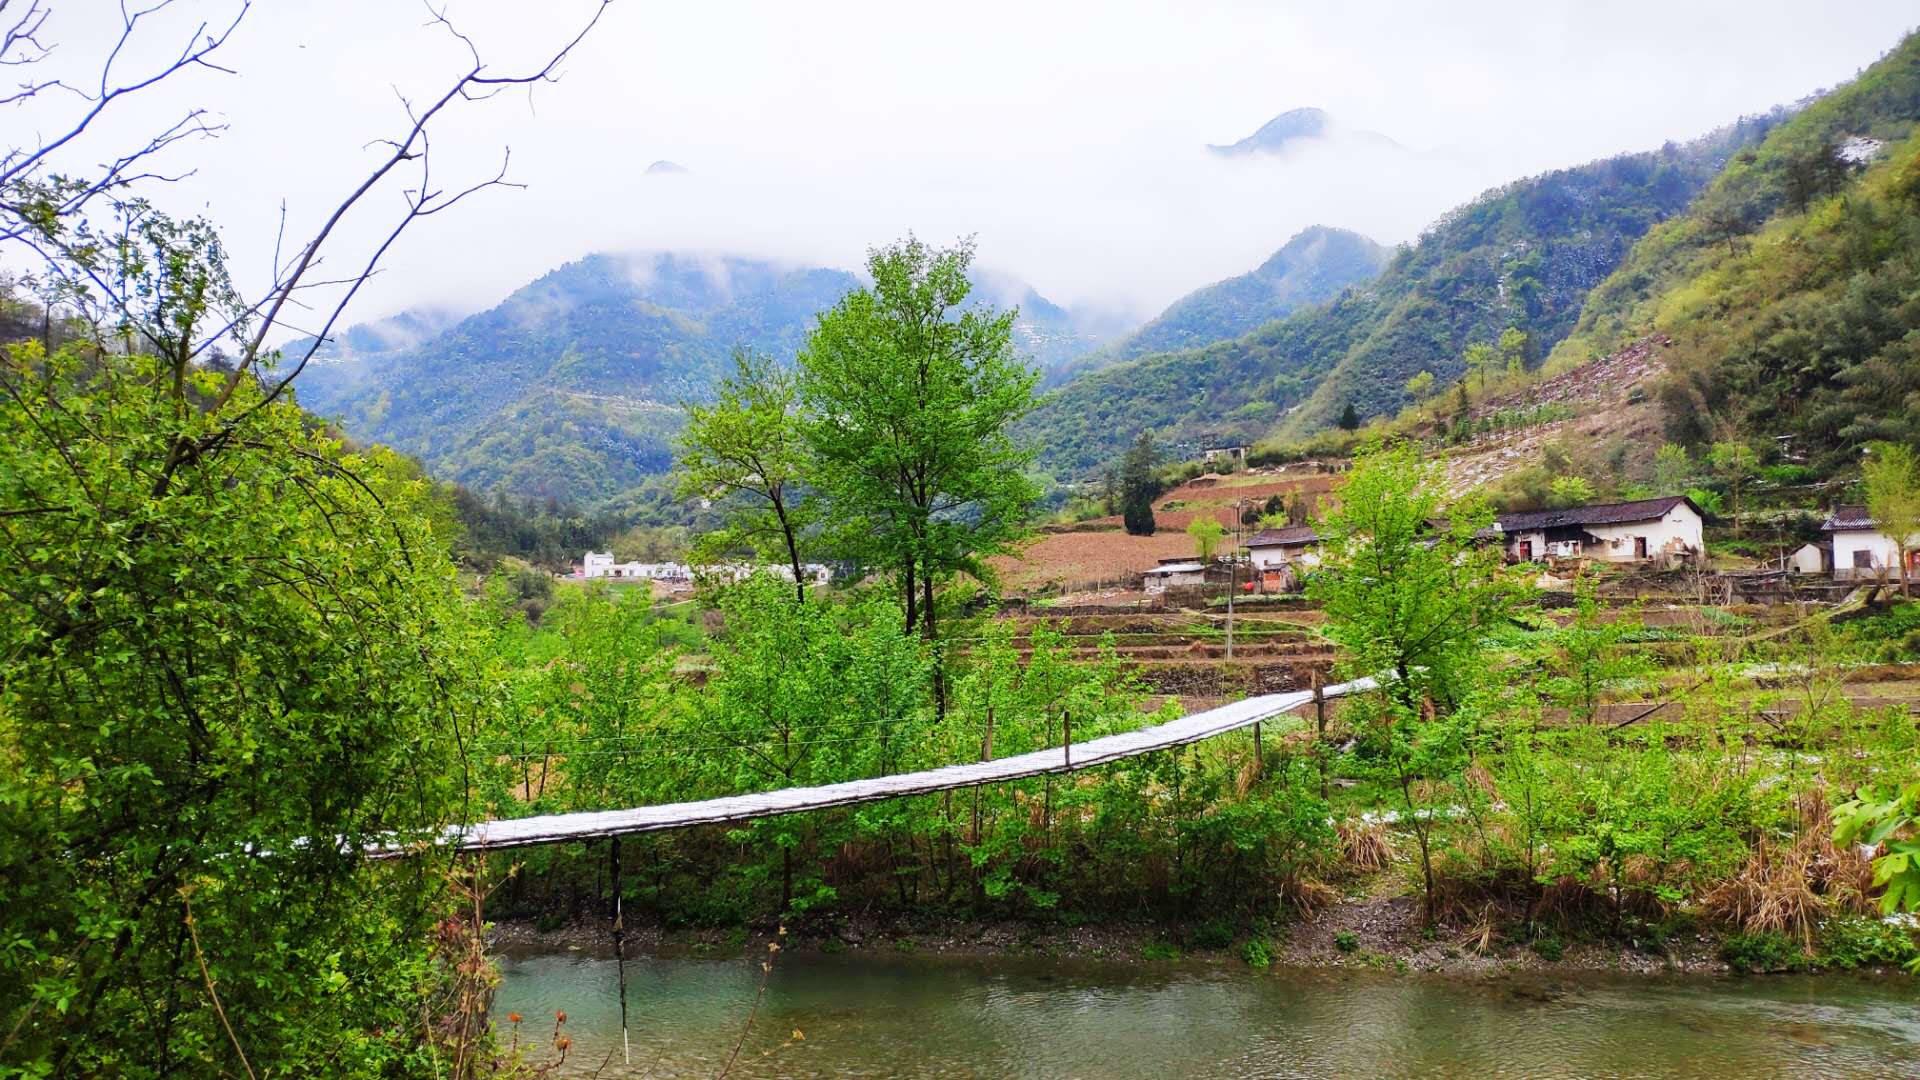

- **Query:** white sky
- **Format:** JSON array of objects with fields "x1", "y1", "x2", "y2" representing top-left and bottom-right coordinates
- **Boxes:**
[{"x1": 22, "y1": 1, "x2": 1919, "y2": 333}]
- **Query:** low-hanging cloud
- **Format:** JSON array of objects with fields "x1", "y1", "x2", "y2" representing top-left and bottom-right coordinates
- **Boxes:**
[{"x1": 28, "y1": 0, "x2": 1920, "y2": 336}]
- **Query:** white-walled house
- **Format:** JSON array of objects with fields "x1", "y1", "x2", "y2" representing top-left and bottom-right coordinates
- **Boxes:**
[
  {"x1": 581, "y1": 551, "x2": 658, "y2": 579},
  {"x1": 1824, "y1": 506, "x2": 1917, "y2": 581},
  {"x1": 1242, "y1": 526, "x2": 1320, "y2": 591},
  {"x1": 1493, "y1": 495, "x2": 1705, "y2": 565}
]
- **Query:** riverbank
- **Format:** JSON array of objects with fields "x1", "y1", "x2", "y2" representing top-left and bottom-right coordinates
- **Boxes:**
[{"x1": 488, "y1": 889, "x2": 1793, "y2": 980}]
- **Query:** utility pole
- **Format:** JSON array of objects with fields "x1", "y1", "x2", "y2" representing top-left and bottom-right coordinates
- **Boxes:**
[{"x1": 1226, "y1": 502, "x2": 1240, "y2": 661}]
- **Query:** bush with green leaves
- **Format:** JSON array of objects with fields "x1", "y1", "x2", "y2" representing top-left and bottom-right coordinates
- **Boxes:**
[{"x1": 0, "y1": 344, "x2": 489, "y2": 1075}]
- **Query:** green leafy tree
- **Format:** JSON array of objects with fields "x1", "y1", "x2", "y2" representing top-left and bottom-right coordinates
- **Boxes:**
[
  {"x1": 0, "y1": 342, "x2": 488, "y2": 1074},
  {"x1": 1652, "y1": 442, "x2": 1693, "y2": 494},
  {"x1": 1337, "y1": 402, "x2": 1361, "y2": 430},
  {"x1": 1463, "y1": 341, "x2": 1499, "y2": 391},
  {"x1": 1708, "y1": 440, "x2": 1760, "y2": 536},
  {"x1": 1862, "y1": 441, "x2": 1920, "y2": 597},
  {"x1": 1404, "y1": 370, "x2": 1436, "y2": 399},
  {"x1": 1186, "y1": 515, "x2": 1226, "y2": 562},
  {"x1": 677, "y1": 348, "x2": 816, "y2": 602},
  {"x1": 1120, "y1": 431, "x2": 1159, "y2": 536},
  {"x1": 1497, "y1": 326, "x2": 1532, "y2": 374},
  {"x1": 695, "y1": 576, "x2": 929, "y2": 909},
  {"x1": 1687, "y1": 486, "x2": 1726, "y2": 517},
  {"x1": 1544, "y1": 576, "x2": 1652, "y2": 722},
  {"x1": 797, "y1": 236, "x2": 1041, "y2": 694},
  {"x1": 1549, "y1": 475, "x2": 1596, "y2": 508},
  {"x1": 1309, "y1": 441, "x2": 1528, "y2": 920}
]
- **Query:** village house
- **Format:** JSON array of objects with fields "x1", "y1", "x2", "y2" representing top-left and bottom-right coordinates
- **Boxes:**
[
  {"x1": 580, "y1": 551, "x2": 677, "y2": 580},
  {"x1": 1241, "y1": 525, "x2": 1321, "y2": 592},
  {"x1": 581, "y1": 552, "x2": 831, "y2": 586},
  {"x1": 1142, "y1": 558, "x2": 1207, "y2": 593},
  {"x1": 1201, "y1": 445, "x2": 1250, "y2": 468},
  {"x1": 1823, "y1": 506, "x2": 1917, "y2": 581},
  {"x1": 1492, "y1": 495, "x2": 1705, "y2": 566}
]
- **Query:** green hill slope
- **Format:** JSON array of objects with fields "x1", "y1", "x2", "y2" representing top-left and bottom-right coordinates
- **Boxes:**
[
  {"x1": 296, "y1": 253, "x2": 1108, "y2": 504},
  {"x1": 296, "y1": 254, "x2": 862, "y2": 504},
  {"x1": 1024, "y1": 121, "x2": 1773, "y2": 474},
  {"x1": 1549, "y1": 32, "x2": 1920, "y2": 470},
  {"x1": 1058, "y1": 225, "x2": 1389, "y2": 382}
]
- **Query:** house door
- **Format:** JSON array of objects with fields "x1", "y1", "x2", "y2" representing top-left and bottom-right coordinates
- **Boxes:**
[
  {"x1": 1518, "y1": 541, "x2": 1532, "y2": 562},
  {"x1": 1634, "y1": 536, "x2": 1648, "y2": 560}
]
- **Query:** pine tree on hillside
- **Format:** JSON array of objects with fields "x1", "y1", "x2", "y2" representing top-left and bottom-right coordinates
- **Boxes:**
[
  {"x1": 1338, "y1": 402, "x2": 1361, "y2": 431},
  {"x1": 1121, "y1": 432, "x2": 1158, "y2": 536}
]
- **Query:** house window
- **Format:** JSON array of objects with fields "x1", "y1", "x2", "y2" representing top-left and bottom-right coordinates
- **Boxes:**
[{"x1": 1852, "y1": 550, "x2": 1873, "y2": 569}]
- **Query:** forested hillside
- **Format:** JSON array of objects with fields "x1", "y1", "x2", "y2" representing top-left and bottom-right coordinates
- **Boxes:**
[
  {"x1": 1547, "y1": 31, "x2": 1920, "y2": 470},
  {"x1": 297, "y1": 253, "x2": 1115, "y2": 505},
  {"x1": 1059, "y1": 225, "x2": 1388, "y2": 380},
  {"x1": 1023, "y1": 119, "x2": 1778, "y2": 473}
]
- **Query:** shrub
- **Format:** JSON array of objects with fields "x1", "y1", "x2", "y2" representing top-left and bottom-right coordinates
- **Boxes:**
[
  {"x1": 1722, "y1": 931, "x2": 1807, "y2": 973},
  {"x1": 1818, "y1": 916, "x2": 1920, "y2": 970},
  {"x1": 1141, "y1": 940, "x2": 1181, "y2": 961},
  {"x1": 1531, "y1": 936, "x2": 1566, "y2": 962},
  {"x1": 1189, "y1": 920, "x2": 1234, "y2": 950},
  {"x1": 1242, "y1": 939, "x2": 1274, "y2": 967},
  {"x1": 1334, "y1": 930, "x2": 1360, "y2": 953}
]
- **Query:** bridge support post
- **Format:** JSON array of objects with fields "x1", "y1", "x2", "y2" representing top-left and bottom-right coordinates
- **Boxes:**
[
  {"x1": 1313, "y1": 672, "x2": 1327, "y2": 800},
  {"x1": 1062, "y1": 710, "x2": 1071, "y2": 768},
  {"x1": 611, "y1": 837, "x2": 630, "y2": 1064},
  {"x1": 1253, "y1": 719, "x2": 1263, "y2": 778}
]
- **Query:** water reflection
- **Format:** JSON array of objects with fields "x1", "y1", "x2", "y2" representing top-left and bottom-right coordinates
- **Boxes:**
[{"x1": 492, "y1": 947, "x2": 1920, "y2": 1078}]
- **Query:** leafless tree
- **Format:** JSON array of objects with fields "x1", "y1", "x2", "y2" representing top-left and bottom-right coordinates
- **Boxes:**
[{"x1": 1, "y1": 0, "x2": 611, "y2": 468}]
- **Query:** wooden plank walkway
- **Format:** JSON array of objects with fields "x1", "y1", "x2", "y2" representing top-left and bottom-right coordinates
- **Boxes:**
[{"x1": 394, "y1": 675, "x2": 1376, "y2": 856}]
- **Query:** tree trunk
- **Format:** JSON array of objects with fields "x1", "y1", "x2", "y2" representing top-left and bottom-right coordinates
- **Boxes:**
[
  {"x1": 923, "y1": 571, "x2": 944, "y2": 720},
  {"x1": 772, "y1": 492, "x2": 806, "y2": 604}
]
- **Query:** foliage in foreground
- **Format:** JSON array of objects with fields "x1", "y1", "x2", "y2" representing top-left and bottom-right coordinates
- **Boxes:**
[{"x1": 0, "y1": 345, "x2": 493, "y2": 1075}]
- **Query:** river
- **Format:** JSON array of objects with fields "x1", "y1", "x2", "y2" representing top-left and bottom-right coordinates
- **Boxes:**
[{"x1": 492, "y1": 947, "x2": 1919, "y2": 1078}]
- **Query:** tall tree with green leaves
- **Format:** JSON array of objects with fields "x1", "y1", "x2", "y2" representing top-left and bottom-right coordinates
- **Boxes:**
[
  {"x1": 1498, "y1": 326, "x2": 1532, "y2": 374},
  {"x1": 1862, "y1": 441, "x2": 1920, "y2": 597},
  {"x1": 797, "y1": 236, "x2": 1041, "y2": 695},
  {"x1": 1120, "y1": 432, "x2": 1159, "y2": 536},
  {"x1": 677, "y1": 348, "x2": 815, "y2": 602},
  {"x1": 1309, "y1": 441, "x2": 1528, "y2": 920},
  {"x1": 1187, "y1": 515, "x2": 1226, "y2": 562},
  {"x1": 1709, "y1": 440, "x2": 1760, "y2": 536},
  {"x1": 1338, "y1": 402, "x2": 1361, "y2": 430},
  {"x1": 1463, "y1": 341, "x2": 1499, "y2": 391},
  {"x1": 1652, "y1": 442, "x2": 1693, "y2": 494}
]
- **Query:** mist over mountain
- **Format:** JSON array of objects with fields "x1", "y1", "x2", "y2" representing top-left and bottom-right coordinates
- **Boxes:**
[
  {"x1": 1207, "y1": 107, "x2": 1402, "y2": 157},
  {"x1": 295, "y1": 251, "x2": 1122, "y2": 503}
]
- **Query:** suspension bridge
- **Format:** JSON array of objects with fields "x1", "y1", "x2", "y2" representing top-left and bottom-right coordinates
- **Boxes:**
[{"x1": 383, "y1": 675, "x2": 1378, "y2": 857}]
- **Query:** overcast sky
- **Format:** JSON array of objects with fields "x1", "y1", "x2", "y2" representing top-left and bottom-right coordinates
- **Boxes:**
[{"x1": 27, "y1": 1, "x2": 1920, "y2": 333}]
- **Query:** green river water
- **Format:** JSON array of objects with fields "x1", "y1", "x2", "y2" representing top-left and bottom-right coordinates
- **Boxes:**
[{"x1": 492, "y1": 947, "x2": 1919, "y2": 1077}]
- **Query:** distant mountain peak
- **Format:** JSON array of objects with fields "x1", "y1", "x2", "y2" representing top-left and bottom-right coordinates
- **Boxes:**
[
  {"x1": 1207, "y1": 107, "x2": 1400, "y2": 157},
  {"x1": 645, "y1": 159, "x2": 689, "y2": 175}
]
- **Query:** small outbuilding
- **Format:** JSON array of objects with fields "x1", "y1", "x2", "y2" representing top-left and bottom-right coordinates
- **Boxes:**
[
  {"x1": 1786, "y1": 542, "x2": 1832, "y2": 576},
  {"x1": 1142, "y1": 559, "x2": 1207, "y2": 593}
]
